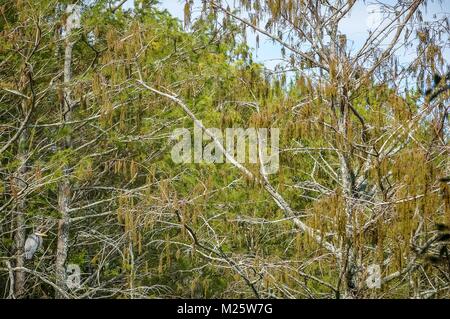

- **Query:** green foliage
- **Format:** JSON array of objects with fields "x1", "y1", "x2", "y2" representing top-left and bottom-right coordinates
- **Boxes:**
[{"x1": 0, "y1": 0, "x2": 448, "y2": 299}]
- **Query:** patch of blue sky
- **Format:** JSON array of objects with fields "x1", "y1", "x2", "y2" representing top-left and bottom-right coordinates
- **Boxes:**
[
  {"x1": 156, "y1": 1, "x2": 448, "y2": 69},
  {"x1": 118, "y1": 0, "x2": 449, "y2": 90}
]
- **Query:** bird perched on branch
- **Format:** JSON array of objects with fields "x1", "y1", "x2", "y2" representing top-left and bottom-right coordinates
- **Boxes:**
[
  {"x1": 24, "y1": 231, "x2": 47, "y2": 260},
  {"x1": 425, "y1": 224, "x2": 450, "y2": 269},
  {"x1": 425, "y1": 71, "x2": 450, "y2": 101}
]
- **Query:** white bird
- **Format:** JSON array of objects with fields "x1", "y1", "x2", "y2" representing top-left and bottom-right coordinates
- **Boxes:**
[{"x1": 24, "y1": 231, "x2": 46, "y2": 260}]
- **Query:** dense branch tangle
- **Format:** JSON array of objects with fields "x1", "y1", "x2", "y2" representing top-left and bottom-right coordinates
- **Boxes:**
[
  {"x1": 187, "y1": 0, "x2": 450, "y2": 298},
  {"x1": 0, "y1": 0, "x2": 449, "y2": 299}
]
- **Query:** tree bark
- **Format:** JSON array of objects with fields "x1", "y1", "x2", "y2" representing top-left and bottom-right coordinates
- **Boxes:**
[
  {"x1": 55, "y1": 33, "x2": 74, "y2": 299},
  {"x1": 13, "y1": 147, "x2": 27, "y2": 298},
  {"x1": 13, "y1": 84, "x2": 30, "y2": 298}
]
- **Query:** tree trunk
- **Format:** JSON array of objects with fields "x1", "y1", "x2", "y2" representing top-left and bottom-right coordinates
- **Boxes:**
[
  {"x1": 13, "y1": 93, "x2": 29, "y2": 298},
  {"x1": 13, "y1": 203, "x2": 26, "y2": 298},
  {"x1": 55, "y1": 34, "x2": 74, "y2": 299},
  {"x1": 341, "y1": 122, "x2": 359, "y2": 298},
  {"x1": 337, "y1": 87, "x2": 357, "y2": 298}
]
